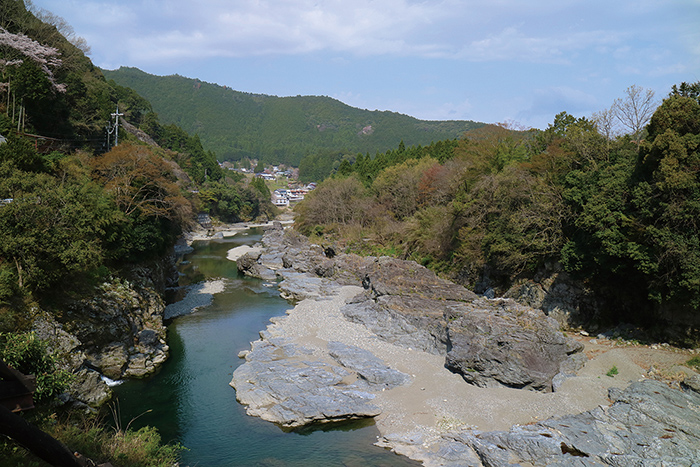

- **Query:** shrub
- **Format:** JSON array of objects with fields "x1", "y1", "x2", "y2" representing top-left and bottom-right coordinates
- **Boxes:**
[{"x1": 0, "y1": 331, "x2": 72, "y2": 402}]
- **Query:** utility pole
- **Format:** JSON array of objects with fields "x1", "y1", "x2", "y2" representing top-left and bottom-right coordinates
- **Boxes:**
[{"x1": 111, "y1": 105, "x2": 123, "y2": 146}]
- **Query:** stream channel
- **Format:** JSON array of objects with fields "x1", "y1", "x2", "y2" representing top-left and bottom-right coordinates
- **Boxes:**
[{"x1": 111, "y1": 229, "x2": 420, "y2": 466}]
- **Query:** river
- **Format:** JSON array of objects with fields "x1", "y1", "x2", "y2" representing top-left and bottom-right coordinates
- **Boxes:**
[{"x1": 111, "y1": 230, "x2": 420, "y2": 466}]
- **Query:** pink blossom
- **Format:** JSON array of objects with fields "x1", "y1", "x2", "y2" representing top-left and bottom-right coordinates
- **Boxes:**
[{"x1": 0, "y1": 27, "x2": 66, "y2": 93}]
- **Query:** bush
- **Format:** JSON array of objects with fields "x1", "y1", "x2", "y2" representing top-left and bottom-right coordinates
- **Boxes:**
[{"x1": 0, "y1": 331, "x2": 72, "y2": 402}]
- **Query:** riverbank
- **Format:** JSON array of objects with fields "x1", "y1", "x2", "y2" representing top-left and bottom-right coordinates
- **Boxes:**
[
  {"x1": 231, "y1": 226, "x2": 700, "y2": 466},
  {"x1": 235, "y1": 283, "x2": 699, "y2": 465},
  {"x1": 182, "y1": 213, "x2": 295, "y2": 246}
]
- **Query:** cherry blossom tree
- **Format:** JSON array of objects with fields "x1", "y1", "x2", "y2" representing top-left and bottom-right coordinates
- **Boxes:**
[{"x1": 0, "y1": 26, "x2": 66, "y2": 93}]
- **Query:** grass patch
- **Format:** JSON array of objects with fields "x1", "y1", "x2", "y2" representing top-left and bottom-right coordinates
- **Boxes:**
[
  {"x1": 686, "y1": 356, "x2": 700, "y2": 370},
  {"x1": 0, "y1": 412, "x2": 184, "y2": 467},
  {"x1": 606, "y1": 365, "x2": 619, "y2": 377}
]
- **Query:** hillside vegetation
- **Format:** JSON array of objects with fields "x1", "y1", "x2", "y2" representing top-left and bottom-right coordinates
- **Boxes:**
[
  {"x1": 102, "y1": 66, "x2": 485, "y2": 166},
  {"x1": 0, "y1": 4, "x2": 277, "y2": 464},
  {"x1": 295, "y1": 84, "x2": 700, "y2": 344}
]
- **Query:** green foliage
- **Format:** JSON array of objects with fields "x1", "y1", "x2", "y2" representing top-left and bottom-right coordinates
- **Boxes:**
[
  {"x1": 295, "y1": 83, "x2": 700, "y2": 329},
  {"x1": 606, "y1": 366, "x2": 619, "y2": 377},
  {"x1": 136, "y1": 113, "x2": 223, "y2": 183},
  {"x1": 250, "y1": 176, "x2": 269, "y2": 198},
  {"x1": 0, "y1": 160, "x2": 117, "y2": 297},
  {"x1": 295, "y1": 175, "x2": 372, "y2": 234},
  {"x1": 102, "y1": 67, "x2": 483, "y2": 166},
  {"x1": 0, "y1": 415, "x2": 183, "y2": 467},
  {"x1": 198, "y1": 178, "x2": 273, "y2": 222},
  {"x1": 299, "y1": 149, "x2": 345, "y2": 182},
  {"x1": 455, "y1": 165, "x2": 566, "y2": 280},
  {"x1": 0, "y1": 331, "x2": 72, "y2": 402},
  {"x1": 686, "y1": 356, "x2": 700, "y2": 370},
  {"x1": 52, "y1": 423, "x2": 183, "y2": 467},
  {"x1": 332, "y1": 138, "x2": 460, "y2": 186},
  {"x1": 0, "y1": 134, "x2": 47, "y2": 172},
  {"x1": 562, "y1": 91, "x2": 700, "y2": 315}
]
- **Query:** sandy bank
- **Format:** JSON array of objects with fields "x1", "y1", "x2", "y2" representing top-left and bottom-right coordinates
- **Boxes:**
[{"x1": 249, "y1": 284, "x2": 696, "y2": 464}]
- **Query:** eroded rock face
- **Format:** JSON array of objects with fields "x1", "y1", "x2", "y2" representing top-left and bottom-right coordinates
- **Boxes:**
[
  {"x1": 64, "y1": 279, "x2": 169, "y2": 381},
  {"x1": 443, "y1": 379, "x2": 700, "y2": 466},
  {"x1": 444, "y1": 299, "x2": 585, "y2": 391},
  {"x1": 342, "y1": 295, "x2": 451, "y2": 355},
  {"x1": 341, "y1": 257, "x2": 584, "y2": 391},
  {"x1": 32, "y1": 264, "x2": 173, "y2": 407}
]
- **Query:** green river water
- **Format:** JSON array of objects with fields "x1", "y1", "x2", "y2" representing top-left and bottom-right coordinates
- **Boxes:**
[{"x1": 111, "y1": 231, "x2": 420, "y2": 466}]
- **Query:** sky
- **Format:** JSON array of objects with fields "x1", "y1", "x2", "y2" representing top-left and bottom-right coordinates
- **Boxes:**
[{"x1": 29, "y1": 0, "x2": 700, "y2": 130}]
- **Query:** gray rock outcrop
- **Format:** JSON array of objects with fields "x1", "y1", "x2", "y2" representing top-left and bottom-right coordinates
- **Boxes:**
[
  {"x1": 341, "y1": 257, "x2": 584, "y2": 391},
  {"x1": 231, "y1": 337, "x2": 388, "y2": 427},
  {"x1": 32, "y1": 260, "x2": 175, "y2": 407},
  {"x1": 423, "y1": 379, "x2": 700, "y2": 466},
  {"x1": 238, "y1": 230, "x2": 586, "y2": 392},
  {"x1": 445, "y1": 298, "x2": 585, "y2": 391}
]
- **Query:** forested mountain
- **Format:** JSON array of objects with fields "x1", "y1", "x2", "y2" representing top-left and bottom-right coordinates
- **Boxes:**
[{"x1": 102, "y1": 66, "x2": 485, "y2": 166}]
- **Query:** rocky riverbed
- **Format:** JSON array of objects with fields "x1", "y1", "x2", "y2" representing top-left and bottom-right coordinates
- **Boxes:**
[{"x1": 231, "y1": 223, "x2": 700, "y2": 466}]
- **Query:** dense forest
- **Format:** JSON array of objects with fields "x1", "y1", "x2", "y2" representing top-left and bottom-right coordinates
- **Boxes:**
[
  {"x1": 102, "y1": 66, "x2": 485, "y2": 166},
  {"x1": 0, "y1": 2, "x2": 275, "y2": 464},
  {"x1": 296, "y1": 83, "x2": 700, "y2": 344},
  {"x1": 0, "y1": 0, "x2": 275, "y2": 312}
]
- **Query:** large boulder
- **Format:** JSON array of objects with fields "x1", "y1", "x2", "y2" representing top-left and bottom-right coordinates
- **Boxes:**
[
  {"x1": 342, "y1": 294, "x2": 451, "y2": 355},
  {"x1": 445, "y1": 298, "x2": 585, "y2": 391},
  {"x1": 358, "y1": 256, "x2": 477, "y2": 301},
  {"x1": 231, "y1": 338, "x2": 384, "y2": 427}
]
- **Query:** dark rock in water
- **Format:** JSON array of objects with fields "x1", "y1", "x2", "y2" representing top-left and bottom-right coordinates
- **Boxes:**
[
  {"x1": 445, "y1": 298, "x2": 585, "y2": 391},
  {"x1": 236, "y1": 251, "x2": 278, "y2": 280},
  {"x1": 444, "y1": 379, "x2": 700, "y2": 466}
]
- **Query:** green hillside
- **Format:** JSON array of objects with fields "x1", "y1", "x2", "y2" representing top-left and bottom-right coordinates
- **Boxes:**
[{"x1": 102, "y1": 67, "x2": 485, "y2": 165}]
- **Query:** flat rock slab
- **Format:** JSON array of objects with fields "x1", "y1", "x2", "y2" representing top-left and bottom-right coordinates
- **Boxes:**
[
  {"x1": 231, "y1": 337, "x2": 387, "y2": 427},
  {"x1": 226, "y1": 244, "x2": 262, "y2": 261}
]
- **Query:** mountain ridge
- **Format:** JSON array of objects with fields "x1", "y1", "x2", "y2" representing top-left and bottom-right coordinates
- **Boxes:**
[{"x1": 102, "y1": 66, "x2": 485, "y2": 165}]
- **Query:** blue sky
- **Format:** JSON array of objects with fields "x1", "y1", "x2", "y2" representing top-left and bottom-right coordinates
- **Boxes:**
[{"x1": 30, "y1": 0, "x2": 700, "y2": 130}]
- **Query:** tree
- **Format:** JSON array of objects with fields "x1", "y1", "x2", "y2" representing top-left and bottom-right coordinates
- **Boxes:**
[
  {"x1": 670, "y1": 81, "x2": 700, "y2": 103},
  {"x1": 613, "y1": 85, "x2": 658, "y2": 142},
  {"x1": 591, "y1": 106, "x2": 617, "y2": 141},
  {"x1": 89, "y1": 143, "x2": 193, "y2": 259},
  {"x1": 0, "y1": 161, "x2": 117, "y2": 296},
  {"x1": 294, "y1": 175, "x2": 371, "y2": 232},
  {"x1": 0, "y1": 26, "x2": 66, "y2": 93}
]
